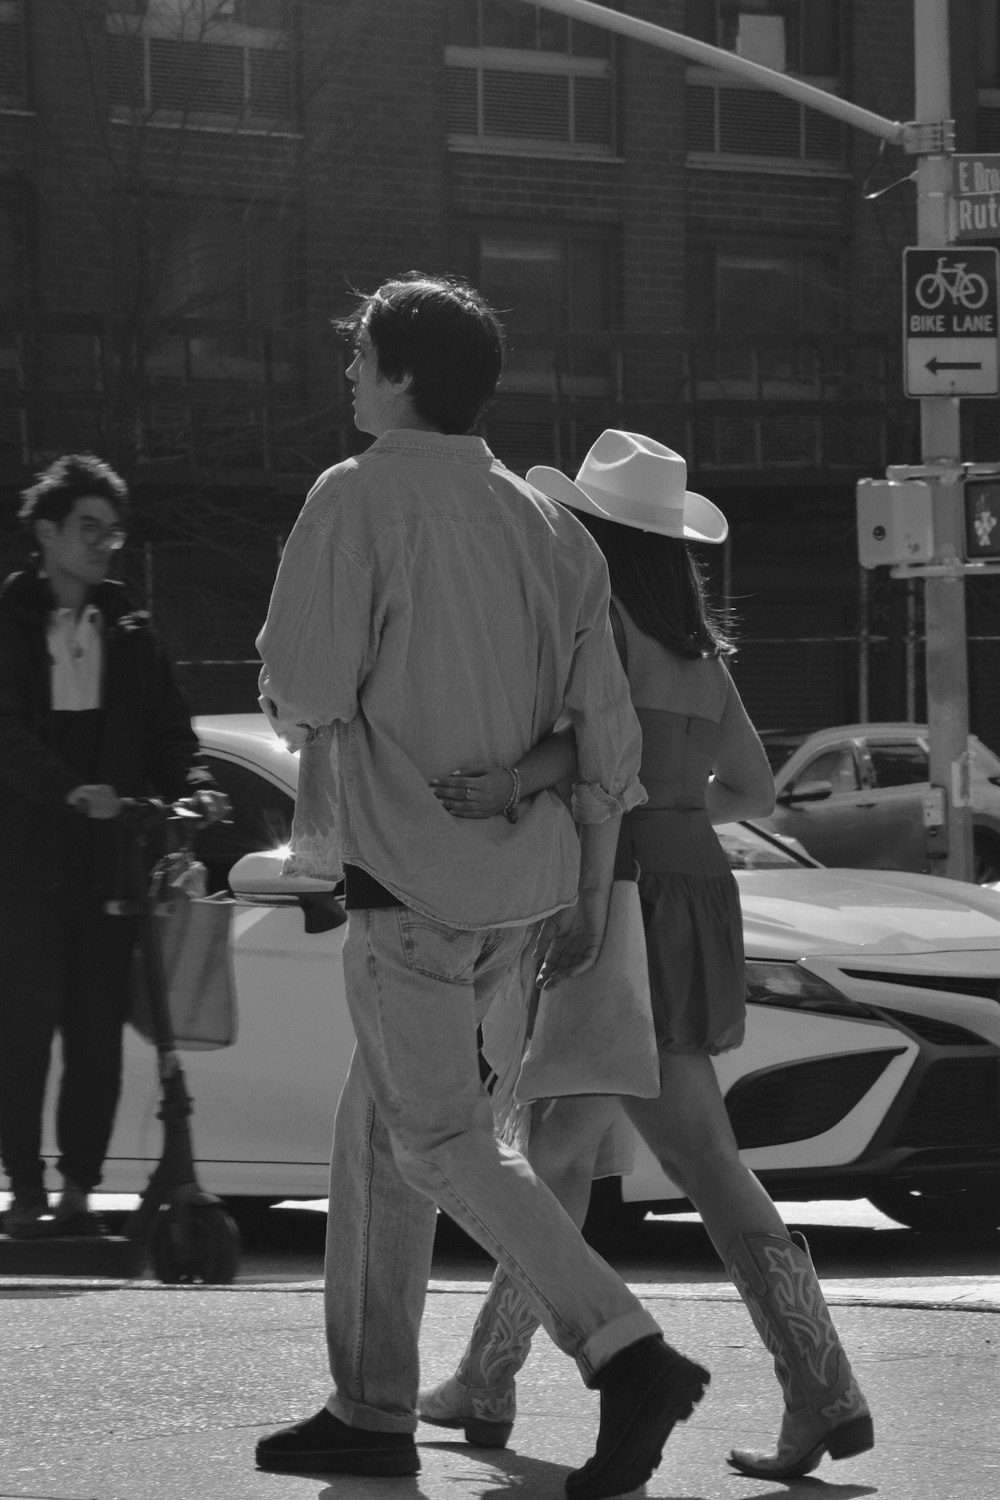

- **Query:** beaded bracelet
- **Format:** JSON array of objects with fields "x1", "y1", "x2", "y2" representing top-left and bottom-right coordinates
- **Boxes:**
[{"x1": 501, "y1": 765, "x2": 522, "y2": 824}]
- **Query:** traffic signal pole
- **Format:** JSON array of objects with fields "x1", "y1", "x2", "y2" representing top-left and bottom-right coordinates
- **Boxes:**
[
  {"x1": 516, "y1": 0, "x2": 908, "y2": 143},
  {"x1": 522, "y1": 0, "x2": 974, "y2": 880},
  {"x1": 912, "y1": 0, "x2": 974, "y2": 879}
]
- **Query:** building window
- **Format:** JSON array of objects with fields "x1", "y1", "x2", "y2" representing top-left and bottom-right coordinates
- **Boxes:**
[
  {"x1": 683, "y1": 237, "x2": 880, "y2": 471},
  {"x1": 107, "y1": 0, "x2": 295, "y2": 123},
  {"x1": 0, "y1": 202, "x2": 23, "y2": 322},
  {"x1": 450, "y1": 223, "x2": 617, "y2": 395},
  {"x1": 684, "y1": 0, "x2": 841, "y2": 75},
  {"x1": 687, "y1": 240, "x2": 843, "y2": 395},
  {"x1": 980, "y1": 0, "x2": 1000, "y2": 87},
  {"x1": 131, "y1": 196, "x2": 296, "y2": 381},
  {"x1": 689, "y1": 242, "x2": 842, "y2": 340},
  {"x1": 0, "y1": 0, "x2": 26, "y2": 107},
  {"x1": 684, "y1": 0, "x2": 844, "y2": 167},
  {"x1": 685, "y1": 81, "x2": 844, "y2": 163},
  {"x1": 445, "y1": 0, "x2": 615, "y2": 155},
  {"x1": 0, "y1": 192, "x2": 27, "y2": 462},
  {"x1": 977, "y1": 0, "x2": 1000, "y2": 147}
]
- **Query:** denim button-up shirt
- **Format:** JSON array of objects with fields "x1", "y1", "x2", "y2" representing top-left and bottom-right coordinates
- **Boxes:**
[{"x1": 257, "y1": 429, "x2": 645, "y2": 929}]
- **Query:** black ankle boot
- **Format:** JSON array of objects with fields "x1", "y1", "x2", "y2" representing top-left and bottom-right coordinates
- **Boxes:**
[{"x1": 565, "y1": 1335, "x2": 710, "y2": 1500}]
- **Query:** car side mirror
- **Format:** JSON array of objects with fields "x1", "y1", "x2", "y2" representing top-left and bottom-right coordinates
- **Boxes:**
[
  {"x1": 777, "y1": 778, "x2": 834, "y2": 805},
  {"x1": 228, "y1": 849, "x2": 338, "y2": 895},
  {"x1": 229, "y1": 851, "x2": 347, "y2": 932}
]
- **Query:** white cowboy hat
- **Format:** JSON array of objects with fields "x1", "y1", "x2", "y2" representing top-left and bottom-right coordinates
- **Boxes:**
[{"x1": 527, "y1": 430, "x2": 728, "y2": 545}]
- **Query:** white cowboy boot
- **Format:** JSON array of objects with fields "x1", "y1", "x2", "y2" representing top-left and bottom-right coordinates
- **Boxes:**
[
  {"x1": 418, "y1": 1271, "x2": 538, "y2": 1446},
  {"x1": 725, "y1": 1230, "x2": 874, "y2": 1480}
]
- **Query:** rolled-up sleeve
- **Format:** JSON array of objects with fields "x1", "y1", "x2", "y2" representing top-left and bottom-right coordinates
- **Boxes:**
[
  {"x1": 257, "y1": 479, "x2": 375, "y2": 732},
  {"x1": 563, "y1": 581, "x2": 646, "y2": 824}
]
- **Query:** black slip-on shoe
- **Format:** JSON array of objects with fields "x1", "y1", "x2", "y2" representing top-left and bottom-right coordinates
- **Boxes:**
[
  {"x1": 255, "y1": 1407, "x2": 420, "y2": 1476},
  {"x1": 3, "y1": 1192, "x2": 53, "y2": 1239},
  {"x1": 565, "y1": 1335, "x2": 710, "y2": 1500}
]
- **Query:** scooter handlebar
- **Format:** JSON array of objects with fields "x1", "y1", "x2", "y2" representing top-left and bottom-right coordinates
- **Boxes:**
[{"x1": 115, "y1": 795, "x2": 221, "y2": 829}]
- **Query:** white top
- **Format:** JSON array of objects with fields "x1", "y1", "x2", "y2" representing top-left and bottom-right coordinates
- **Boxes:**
[{"x1": 48, "y1": 605, "x2": 102, "y2": 711}]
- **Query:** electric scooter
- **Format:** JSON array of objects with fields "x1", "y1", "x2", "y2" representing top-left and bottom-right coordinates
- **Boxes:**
[
  {"x1": 110, "y1": 797, "x2": 241, "y2": 1283},
  {"x1": 0, "y1": 798, "x2": 241, "y2": 1282}
]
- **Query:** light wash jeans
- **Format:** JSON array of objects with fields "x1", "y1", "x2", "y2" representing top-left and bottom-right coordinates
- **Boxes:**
[{"x1": 323, "y1": 906, "x2": 661, "y2": 1432}]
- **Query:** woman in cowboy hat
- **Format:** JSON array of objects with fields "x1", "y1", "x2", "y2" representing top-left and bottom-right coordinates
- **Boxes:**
[{"x1": 421, "y1": 431, "x2": 874, "y2": 1483}]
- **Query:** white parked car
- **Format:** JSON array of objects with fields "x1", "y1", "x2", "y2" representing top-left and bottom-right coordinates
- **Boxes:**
[{"x1": 87, "y1": 715, "x2": 1000, "y2": 1237}]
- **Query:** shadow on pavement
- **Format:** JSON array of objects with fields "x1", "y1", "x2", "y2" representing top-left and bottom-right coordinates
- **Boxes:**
[
  {"x1": 412, "y1": 1440, "x2": 613, "y2": 1500},
  {"x1": 745, "y1": 1485, "x2": 878, "y2": 1498}
]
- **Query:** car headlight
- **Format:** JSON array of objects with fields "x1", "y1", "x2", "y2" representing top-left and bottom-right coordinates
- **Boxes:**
[{"x1": 745, "y1": 961, "x2": 872, "y2": 1017}]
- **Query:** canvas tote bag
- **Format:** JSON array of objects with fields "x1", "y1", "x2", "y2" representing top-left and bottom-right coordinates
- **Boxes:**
[
  {"x1": 514, "y1": 877, "x2": 659, "y2": 1102},
  {"x1": 129, "y1": 850, "x2": 238, "y2": 1051}
]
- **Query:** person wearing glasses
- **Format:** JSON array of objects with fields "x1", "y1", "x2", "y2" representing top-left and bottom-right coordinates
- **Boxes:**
[{"x1": 0, "y1": 452, "x2": 226, "y2": 1239}]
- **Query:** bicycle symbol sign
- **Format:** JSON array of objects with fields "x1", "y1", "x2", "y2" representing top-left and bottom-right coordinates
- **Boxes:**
[
  {"x1": 913, "y1": 258, "x2": 990, "y2": 312},
  {"x1": 904, "y1": 247, "x2": 1000, "y2": 397}
]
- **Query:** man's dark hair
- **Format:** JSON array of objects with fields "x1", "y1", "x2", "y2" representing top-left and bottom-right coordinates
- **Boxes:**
[
  {"x1": 18, "y1": 453, "x2": 129, "y2": 529},
  {"x1": 576, "y1": 512, "x2": 735, "y2": 660},
  {"x1": 335, "y1": 272, "x2": 506, "y2": 435}
]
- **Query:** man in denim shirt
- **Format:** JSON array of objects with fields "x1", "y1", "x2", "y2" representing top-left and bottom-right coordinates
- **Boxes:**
[{"x1": 255, "y1": 275, "x2": 709, "y2": 1499}]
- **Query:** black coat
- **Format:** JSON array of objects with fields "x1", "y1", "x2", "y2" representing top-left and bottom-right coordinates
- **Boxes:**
[{"x1": 0, "y1": 566, "x2": 214, "y2": 895}]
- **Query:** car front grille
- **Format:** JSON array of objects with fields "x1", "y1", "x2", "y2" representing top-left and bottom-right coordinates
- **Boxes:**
[
  {"x1": 873, "y1": 1008, "x2": 992, "y2": 1046},
  {"x1": 892, "y1": 1058, "x2": 1000, "y2": 1148},
  {"x1": 725, "y1": 1049, "x2": 905, "y2": 1149}
]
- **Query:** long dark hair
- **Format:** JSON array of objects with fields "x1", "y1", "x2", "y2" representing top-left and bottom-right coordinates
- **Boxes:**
[{"x1": 575, "y1": 512, "x2": 734, "y2": 659}]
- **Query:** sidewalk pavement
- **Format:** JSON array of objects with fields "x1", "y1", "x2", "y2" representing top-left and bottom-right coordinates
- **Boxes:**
[{"x1": 2, "y1": 1269, "x2": 998, "y2": 1500}]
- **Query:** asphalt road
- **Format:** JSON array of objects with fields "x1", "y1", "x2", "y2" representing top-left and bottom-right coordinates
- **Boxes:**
[{"x1": 3, "y1": 1196, "x2": 998, "y2": 1499}]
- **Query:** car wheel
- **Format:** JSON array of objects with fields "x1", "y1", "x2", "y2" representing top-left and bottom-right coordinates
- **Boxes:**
[
  {"x1": 869, "y1": 1182, "x2": 1000, "y2": 1236},
  {"x1": 974, "y1": 834, "x2": 1000, "y2": 885}
]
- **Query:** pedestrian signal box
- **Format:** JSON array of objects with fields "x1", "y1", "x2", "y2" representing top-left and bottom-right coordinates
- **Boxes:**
[
  {"x1": 964, "y1": 478, "x2": 1000, "y2": 559},
  {"x1": 856, "y1": 478, "x2": 935, "y2": 569}
]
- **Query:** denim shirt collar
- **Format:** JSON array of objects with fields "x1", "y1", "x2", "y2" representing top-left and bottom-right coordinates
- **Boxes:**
[{"x1": 368, "y1": 429, "x2": 494, "y2": 464}]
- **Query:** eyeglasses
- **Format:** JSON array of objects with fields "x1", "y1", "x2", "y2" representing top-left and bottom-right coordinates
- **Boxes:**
[{"x1": 78, "y1": 520, "x2": 127, "y2": 551}]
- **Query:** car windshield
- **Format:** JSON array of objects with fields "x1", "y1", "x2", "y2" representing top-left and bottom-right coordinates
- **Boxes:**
[{"x1": 717, "y1": 822, "x2": 814, "y2": 870}]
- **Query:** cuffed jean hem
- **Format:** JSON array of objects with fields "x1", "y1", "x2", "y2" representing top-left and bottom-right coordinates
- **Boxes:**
[
  {"x1": 577, "y1": 1309, "x2": 664, "y2": 1386},
  {"x1": 324, "y1": 1394, "x2": 417, "y2": 1435},
  {"x1": 404, "y1": 1143, "x2": 659, "y2": 1383}
]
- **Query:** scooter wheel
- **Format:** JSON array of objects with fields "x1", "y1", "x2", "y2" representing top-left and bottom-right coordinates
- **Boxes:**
[{"x1": 150, "y1": 1203, "x2": 241, "y2": 1285}]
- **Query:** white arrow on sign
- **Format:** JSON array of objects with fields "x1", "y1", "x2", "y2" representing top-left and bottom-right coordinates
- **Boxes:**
[{"x1": 906, "y1": 337, "x2": 999, "y2": 396}]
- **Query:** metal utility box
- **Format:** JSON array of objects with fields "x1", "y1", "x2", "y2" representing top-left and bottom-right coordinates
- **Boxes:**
[{"x1": 856, "y1": 478, "x2": 935, "y2": 569}]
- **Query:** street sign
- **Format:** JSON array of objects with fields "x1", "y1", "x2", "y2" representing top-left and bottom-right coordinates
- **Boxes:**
[
  {"x1": 903, "y1": 246, "x2": 1000, "y2": 397},
  {"x1": 950, "y1": 154, "x2": 1000, "y2": 241}
]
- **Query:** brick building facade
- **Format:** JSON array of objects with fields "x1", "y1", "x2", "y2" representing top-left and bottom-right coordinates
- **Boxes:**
[{"x1": 2, "y1": 0, "x2": 999, "y2": 743}]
